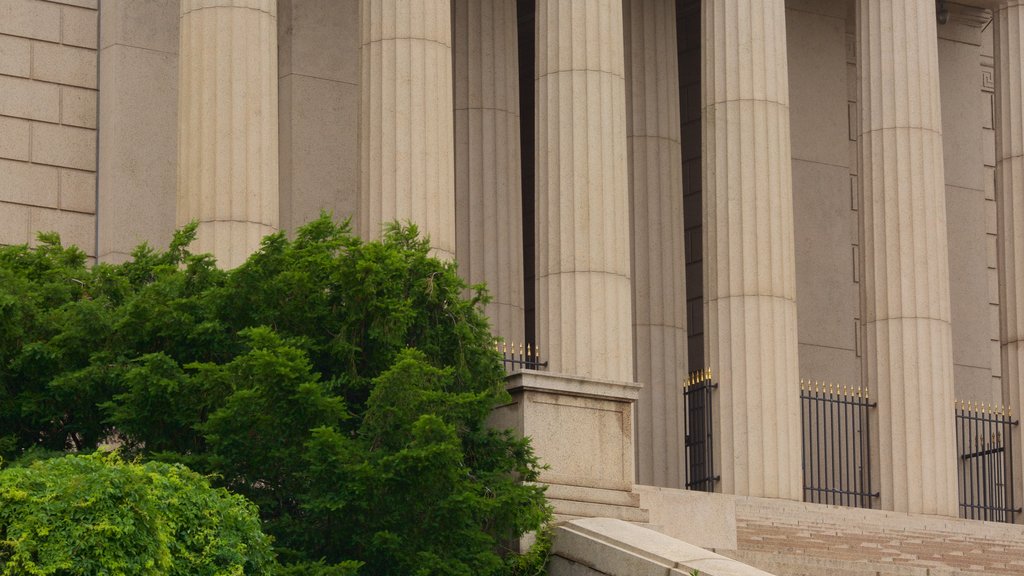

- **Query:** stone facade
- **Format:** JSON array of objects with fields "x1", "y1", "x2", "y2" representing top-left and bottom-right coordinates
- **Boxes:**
[{"x1": 3, "y1": 0, "x2": 1024, "y2": 572}]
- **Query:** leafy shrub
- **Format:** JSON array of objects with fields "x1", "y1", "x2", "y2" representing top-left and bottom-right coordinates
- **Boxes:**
[{"x1": 0, "y1": 452, "x2": 274, "y2": 576}]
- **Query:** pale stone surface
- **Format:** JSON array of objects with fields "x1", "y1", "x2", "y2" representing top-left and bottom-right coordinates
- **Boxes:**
[
  {"x1": 97, "y1": 1, "x2": 178, "y2": 263},
  {"x1": 856, "y1": 0, "x2": 959, "y2": 516},
  {"x1": 534, "y1": 0, "x2": 634, "y2": 383},
  {"x1": 177, "y1": 0, "x2": 279, "y2": 268},
  {"x1": 277, "y1": 0, "x2": 360, "y2": 233},
  {"x1": 0, "y1": 117, "x2": 31, "y2": 162},
  {"x1": 31, "y1": 122, "x2": 95, "y2": 171},
  {"x1": 453, "y1": 0, "x2": 525, "y2": 346},
  {"x1": 550, "y1": 517, "x2": 775, "y2": 576},
  {"x1": 61, "y1": 5, "x2": 98, "y2": 49},
  {"x1": 0, "y1": 76, "x2": 60, "y2": 123},
  {"x1": 0, "y1": 0, "x2": 61, "y2": 43},
  {"x1": 937, "y1": 20, "x2": 996, "y2": 405},
  {"x1": 0, "y1": 159, "x2": 59, "y2": 208},
  {"x1": 59, "y1": 169, "x2": 96, "y2": 214},
  {"x1": 60, "y1": 86, "x2": 97, "y2": 129},
  {"x1": 993, "y1": 0, "x2": 1024, "y2": 522},
  {"x1": 634, "y1": 484, "x2": 738, "y2": 550},
  {"x1": 0, "y1": 203, "x2": 32, "y2": 246},
  {"x1": 492, "y1": 370, "x2": 640, "y2": 492},
  {"x1": 100, "y1": 0, "x2": 178, "y2": 53},
  {"x1": 359, "y1": 0, "x2": 455, "y2": 260},
  {"x1": 702, "y1": 0, "x2": 802, "y2": 500},
  {"x1": 32, "y1": 41, "x2": 97, "y2": 89},
  {"x1": 624, "y1": 0, "x2": 688, "y2": 490},
  {"x1": 0, "y1": 34, "x2": 31, "y2": 78},
  {"x1": 786, "y1": 6, "x2": 861, "y2": 390}
]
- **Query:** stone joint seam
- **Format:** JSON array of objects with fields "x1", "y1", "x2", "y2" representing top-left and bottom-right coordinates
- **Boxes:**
[
  {"x1": 858, "y1": 125, "x2": 943, "y2": 138},
  {"x1": 536, "y1": 270, "x2": 631, "y2": 281},
  {"x1": 361, "y1": 37, "x2": 451, "y2": 49},
  {"x1": 626, "y1": 133, "x2": 682, "y2": 147},
  {"x1": 702, "y1": 98, "x2": 789, "y2": 108},
  {"x1": 864, "y1": 315, "x2": 952, "y2": 325},
  {"x1": 535, "y1": 68, "x2": 625, "y2": 82},
  {"x1": 706, "y1": 293, "x2": 796, "y2": 304},
  {"x1": 100, "y1": 43, "x2": 178, "y2": 57},
  {"x1": 453, "y1": 105, "x2": 521, "y2": 117},
  {"x1": 279, "y1": 72, "x2": 358, "y2": 88},
  {"x1": 181, "y1": 5, "x2": 275, "y2": 18}
]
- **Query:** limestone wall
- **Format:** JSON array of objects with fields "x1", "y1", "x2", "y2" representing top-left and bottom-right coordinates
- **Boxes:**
[{"x1": 0, "y1": 0, "x2": 98, "y2": 259}]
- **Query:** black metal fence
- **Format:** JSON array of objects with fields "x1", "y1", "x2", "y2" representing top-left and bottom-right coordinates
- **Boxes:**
[
  {"x1": 683, "y1": 368, "x2": 717, "y2": 491},
  {"x1": 800, "y1": 380, "x2": 877, "y2": 508},
  {"x1": 956, "y1": 401, "x2": 1019, "y2": 523},
  {"x1": 495, "y1": 341, "x2": 548, "y2": 372}
]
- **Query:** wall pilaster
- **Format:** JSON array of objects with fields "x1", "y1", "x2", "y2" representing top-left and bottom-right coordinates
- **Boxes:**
[{"x1": 995, "y1": 0, "x2": 1024, "y2": 522}]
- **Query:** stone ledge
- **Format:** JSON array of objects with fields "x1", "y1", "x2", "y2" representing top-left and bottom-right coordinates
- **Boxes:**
[{"x1": 505, "y1": 369, "x2": 642, "y2": 403}]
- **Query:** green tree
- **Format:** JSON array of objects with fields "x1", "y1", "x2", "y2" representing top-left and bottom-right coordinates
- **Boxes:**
[
  {"x1": 0, "y1": 217, "x2": 550, "y2": 575},
  {"x1": 0, "y1": 452, "x2": 275, "y2": 576}
]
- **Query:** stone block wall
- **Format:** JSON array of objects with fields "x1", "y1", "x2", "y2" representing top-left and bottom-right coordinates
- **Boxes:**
[{"x1": 0, "y1": 0, "x2": 97, "y2": 259}]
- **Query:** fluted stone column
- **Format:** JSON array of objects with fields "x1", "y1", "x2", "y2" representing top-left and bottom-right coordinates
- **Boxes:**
[
  {"x1": 359, "y1": 0, "x2": 455, "y2": 260},
  {"x1": 702, "y1": 0, "x2": 801, "y2": 500},
  {"x1": 994, "y1": 0, "x2": 1024, "y2": 520},
  {"x1": 535, "y1": 0, "x2": 633, "y2": 383},
  {"x1": 177, "y1": 0, "x2": 279, "y2": 269},
  {"x1": 857, "y1": 0, "x2": 958, "y2": 516},
  {"x1": 625, "y1": 0, "x2": 688, "y2": 488},
  {"x1": 453, "y1": 0, "x2": 525, "y2": 344}
]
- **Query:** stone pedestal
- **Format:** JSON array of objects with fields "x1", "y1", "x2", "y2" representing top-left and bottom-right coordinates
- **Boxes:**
[
  {"x1": 994, "y1": 0, "x2": 1024, "y2": 520},
  {"x1": 624, "y1": 0, "x2": 688, "y2": 489},
  {"x1": 490, "y1": 371, "x2": 648, "y2": 522},
  {"x1": 359, "y1": 0, "x2": 455, "y2": 260},
  {"x1": 177, "y1": 0, "x2": 279, "y2": 268},
  {"x1": 453, "y1": 0, "x2": 525, "y2": 344},
  {"x1": 702, "y1": 0, "x2": 802, "y2": 500},
  {"x1": 533, "y1": 0, "x2": 634, "y2": 383},
  {"x1": 856, "y1": 0, "x2": 958, "y2": 516}
]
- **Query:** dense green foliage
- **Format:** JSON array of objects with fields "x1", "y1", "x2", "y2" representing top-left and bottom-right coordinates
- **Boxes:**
[
  {"x1": 0, "y1": 452, "x2": 274, "y2": 576},
  {"x1": 0, "y1": 218, "x2": 550, "y2": 575}
]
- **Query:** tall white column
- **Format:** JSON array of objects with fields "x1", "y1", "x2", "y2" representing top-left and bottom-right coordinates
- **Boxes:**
[
  {"x1": 177, "y1": 0, "x2": 279, "y2": 269},
  {"x1": 994, "y1": 0, "x2": 1024, "y2": 520},
  {"x1": 453, "y1": 0, "x2": 525, "y2": 344},
  {"x1": 535, "y1": 0, "x2": 633, "y2": 383},
  {"x1": 857, "y1": 0, "x2": 958, "y2": 516},
  {"x1": 702, "y1": 0, "x2": 801, "y2": 500},
  {"x1": 625, "y1": 0, "x2": 688, "y2": 488},
  {"x1": 359, "y1": 0, "x2": 455, "y2": 260}
]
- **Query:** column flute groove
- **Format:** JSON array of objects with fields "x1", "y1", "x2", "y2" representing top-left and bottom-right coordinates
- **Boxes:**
[
  {"x1": 535, "y1": 0, "x2": 633, "y2": 383},
  {"x1": 702, "y1": 0, "x2": 801, "y2": 500},
  {"x1": 177, "y1": 0, "x2": 279, "y2": 268},
  {"x1": 625, "y1": 0, "x2": 688, "y2": 489},
  {"x1": 359, "y1": 0, "x2": 455, "y2": 260},
  {"x1": 454, "y1": 0, "x2": 525, "y2": 345},
  {"x1": 857, "y1": 0, "x2": 958, "y2": 516}
]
